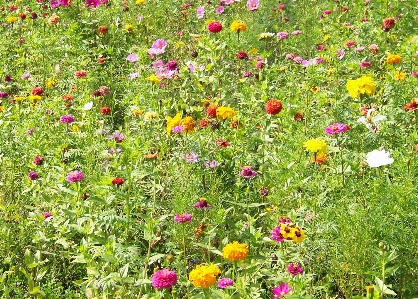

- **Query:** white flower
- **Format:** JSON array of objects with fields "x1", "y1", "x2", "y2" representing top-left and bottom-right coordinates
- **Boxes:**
[
  {"x1": 357, "y1": 108, "x2": 386, "y2": 132},
  {"x1": 365, "y1": 149, "x2": 394, "y2": 168},
  {"x1": 82, "y1": 101, "x2": 93, "y2": 110}
]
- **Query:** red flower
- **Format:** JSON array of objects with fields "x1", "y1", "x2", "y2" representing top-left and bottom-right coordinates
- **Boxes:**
[
  {"x1": 208, "y1": 22, "x2": 222, "y2": 33},
  {"x1": 32, "y1": 87, "x2": 44, "y2": 96},
  {"x1": 200, "y1": 119, "x2": 209, "y2": 128},
  {"x1": 215, "y1": 139, "x2": 229, "y2": 147},
  {"x1": 74, "y1": 70, "x2": 87, "y2": 78},
  {"x1": 112, "y1": 177, "x2": 124, "y2": 186},
  {"x1": 100, "y1": 106, "x2": 111, "y2": 115},
  {"x1": 382, "y1": 17, "x2": 395, "y2": 31},
  {"x1": 236, "y1": 51, "x2": 249, "y2": 60},
  {"x1": 62, "y1": 94, "x2": 74, "y2": 101},
  {"x1": 206, "y1": 105, "x2": 219, "y2": 118},
  {"x1": 265, "y1": 99, "x2": 283, "y2": 115}
]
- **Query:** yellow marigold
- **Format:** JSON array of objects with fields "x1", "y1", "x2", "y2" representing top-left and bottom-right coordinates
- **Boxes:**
[
  {"x1": 216, "y1": 106, "x2": 235, "y2": 120},
  {"x1": 145, "y1": 74, "x2": 160, "y2": 84},
  {"x1": 46, "y1": 78, "x2": 57, "y2": 89},
  {"x1": 222, "y1": 241, "x2": 249, "y2": 261},
  {"x1": 180, "y1": 116, "x2": 196, "y2": 134},
  {"x1": 28, "y1": 95, "x2": 42, "y2": 101},
  {"x1": 230, "y1": 20, "x2": 246, "y2": 32},
  {"x1": 303, "y1": 138, "x2": 327, "y2": 153},
  {"x1": 7, "y1": 16, "x2": 18, "y2": 23},
  {"x1": 346, "y1": 76, "x2": 376, "y2": 98},
  {"x1": 346, "y1": 79, "x2": 360, "y2": 98},
  {"x1": 386, "y1": 54, "x2": 401, "y2": 65},
  {"x1": 13, "y1": 96, "x2": 25, "y2": 102},
  {"x1": 166, "y1": 113, "x2": 182, "y2": 136},
  {"x1": 124, "y1": 24, "x2": 133, "y2": 33},
  {"x1": 394, "y1": 71, "x2": 406, "y2": 81},
  {"x1": 189, "y1": 264, "x2": 221, "y2": 288}
]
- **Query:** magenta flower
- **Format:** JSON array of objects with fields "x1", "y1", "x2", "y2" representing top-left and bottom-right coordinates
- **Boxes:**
[
  {"x1": 108, "y1": 130, "x2": 125, "y2": 143},
  {"x1": 193, "y1": 198, "x2": 212, "y2": 209},
  {"x1": 28, "y1": 171, "x2": 39, "y2": 180},
  {"x1": 86, "y1": 0, "x2": 100, "y2": 8},
  {"x1": 174, "y1": 213, "x2": 192, "y2": 223},
  {"x1": 271, "y1": 225, "x2": 284, "y2": 243},
  {"x1": 166, "y1": 60, "x2": 178, "y2": 71},
  {"x1": 126, "y1": 53, "x2": 139, "y2": 63},
  {"x1": 42, "y1": 211, "x2": 53, "y2": 221},
  {"x1": 0, "y1": 91, "x2": 8, "y2": 98},
  {"x1": 239, "y1": 166, "x2": 257, "y2": 178},
  {"x1": 360, "y1": 61, "x2": 371, "y2": 69},
  {"x1": 272, "y1": 283, "x2": 292, "y2": 298},
  {"x1": 279, "y1": 217, "x2": 292, "y2": 224},
  {"x1": 246, "y1": 0, "x2": 259, "y2": 11},
  {"x1": 148, "y1": 39, "x2": 168, "y2": 55},
  {"x1": 60, "y1": 114, "x2": 74, "y2": 124},
  {"x1": 218, "y1": 277, "x2": 234, "y2": 289},
  {"x1": 287, "y1": 263, "x2": 303, "y2": 276},
  {"x1": 204, "y1": 160, "x2": 219, "y2": 169},
  {"x1": 50, "y1": 0, "x2": 72, "y2": 8},
  {"x1": 325, "y1": 123, "x2": 350, "y2": 135},
  {"x1": 171, "y1": 125, "x2": 184, "y2": 134},
  {"x1": 33, "y1": 156, "x2": 45, "y2": 165},
  {"x1": 151, "y1": 269, "x2": 178, "y2": 289},
  {"x1": 277, "y1": 32, "x2": 289, "y2": 40},
  {"x1": 196, "y1": 6, "x2": 205, "y2": 19},
  {"x1": 216, "y1": 6, "x2": 225, "y2": 14},
  {"x1": 337, "y1": 49, "x2": 345, "y2": 60},
  {"x1": 323, "y1": 9, "x2": 332, "y2": 15},
  {"x1": 66, "y1": 170, "x2": 84, "y2": 183}
]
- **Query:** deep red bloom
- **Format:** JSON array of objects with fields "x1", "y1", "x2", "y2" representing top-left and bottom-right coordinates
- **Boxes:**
[
  {"x1": 215, "y1": 139, "x2": 229, "y2": 147},
  {"x1": 236, "y1": 51, "x2": 249, "y2": 60},
  {"x1": 32, "y1": 87, "x2": 44, "y2": 96},
  {"x1": 112, "y1": 177, "x2": 124, "y2": 186},
  {"x1": 265, "y1": 99, "x2": 283, "y2": 115},
  {"x1": 206, "y1": 105, "x2": 219, "y2": 118},
  {"x1": 74, "y1": 70, "x2": 87, "y2": 78},
  {"x1": 199, "y1": 119, "x2": 209, "y2": 128},
  {"x1": 382, "y1": 17, "x2": 395, "y2": 31},
  {"x1": 100, "y1": 106, "x2": 111, "y2": 115},
  {"x1": 208, "y1": 21, "x2": 222, "y2": 33}
]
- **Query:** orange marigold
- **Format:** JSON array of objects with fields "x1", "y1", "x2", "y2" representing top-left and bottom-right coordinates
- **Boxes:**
[
  {"x1": 189, "y1": 264, "x2": 221, "y2": 288},
  {"x1": 386, "y1": 54, "x2": 401, "y2": 65},
  {"x1": 222, "y1": 241, "x2": 249, "y2": 261}
]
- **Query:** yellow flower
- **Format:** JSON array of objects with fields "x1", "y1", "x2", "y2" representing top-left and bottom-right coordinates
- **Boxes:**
[
  {"x1": 323, "y1": 34, "x2": 330, "y2": 42},
  {"x1": 136, "y1": 0, "x2": 145, "y2": 4},
  {"x1": 346, "y1": 79, "x2": 360, "y2": 98},
  {"x1": 303, "y1": 138, "x2": 327, "y2": 153},
  {"x1": 7, "y1": 16, "x2": 18, "y2": 23},
  {"x1": 216, "y1": 106, "x2": 235, "y2": 120},
  {"x1": 145, "y1": 74, "x2": 161, "y2": 84},
  {"x1": 266, "y1": 205, "x2": 278, "y2": 212},
  {"x1": 394, "y1": 71, "x2": 406, "y2": 81},
  {"x1": 72, "y1": 125, "x2": 80, "y2": 132},
  {"x1": 28, "y1": 95, "x2": 42, "y2": 101},
  {"x1": 46, "y1": 78, "x2": 57, "y2": 88},
  {"x1": 180, "y1": 116, "x2": 196, "y2": 134},
  {"x1": 222, "y1": 241, "x2": 249, "y2": 261},
  {"x1": 292, "y1": 227, "x2": 306, "y2": 243},
  {"x1": 230, "y1": 20, "x2": 246, "y2": 32},
  {"x1": 386, "y1": 54, "x2": 401, "y2": 64},
  {"x1": 13, "y1": 96, "x2": 25, "y2": 102},
  {"x1": 144, "y1": 111, "x2": 158, "y2": 121},
  {"x1": 248, "y1": 48, "x2": 259, "y2": 55},
  {"x1": 124, "y1": 24, "x2": 133, "y2": 33},
  {"x1": 166, "y1": 113, "x2": 182, "y2": 136},
  {"x1": 189, "y1": 264, "x2": 221, "y2": 288},
  {"x1": 132, "y1": 109, "x2": 144, "y2": 115},
  {"x1": 346, "y1": 76, "x2": 376, "y2": 98}
]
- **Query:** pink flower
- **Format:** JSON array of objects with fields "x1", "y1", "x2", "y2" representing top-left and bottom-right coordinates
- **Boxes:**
[
  {"x1": 317, "y1": 44, "x2": 325, "y2": 51},
  {"x1": 86, "y1": 0, "x2": 100, "y2": 8},
  {"x1": 360, "y1": 61, "x2": 371, "y2": 69},
  {"x1": 216, "y1": 6, "x2": 225, "y2": 14},
  {"x1": 287, "y1": 263, "x2": 303, "y2": 276},
  {"x1": 292, "y1": 30, "x2": 302, "y2": 35},
  {"x1": 240, "y1": 166, "x2": 257, "y2": 178},
  {"x1": 272, "y1": 283, "x2": 292, "y2": 298},
  {"x1": 218, "y1": 277, "x2": 234, "y2": 289},
  {"x1": 345, "y1": 40, "x2": 356, "y2": 47},
  {"x1": 126, "y1": 53, "x2": 139, "y2": 63},
  {"x1": 42, "y1": 211, "x2": 53, "y2": 221},
  {"x1": 151, "y1": 269, "x2": 178, "y2": 289},
  {"x1": 66, "y1": 170, "x2": 85, "y2": 183},
  {"x1": 148, "y1": 39, "x2": 168, "y2": 55},
  {"x1": 277, "y1": 32, "x2": 289, "y2": 40},
  {"x1": 323, "y1": 9, "x2": 332, "y2": 15},
  {"x1": 271, "y1": 225, "x2": 284, "y2": 242},
  {"x1": 196, "y1": 6, "x2": 205, "y2": 19},
  {"x1": 174, "y1": 213, "x2": 192, "y2": 223},
  {"x1": 246, "y1": 0, "x2": 259, "y2": 11},
  {"x1": 325, "y1": 123, "x2": 350, "y2": 135},
  {"x1": 337, "y1": 49, "x2": 345, "y2": 60}
]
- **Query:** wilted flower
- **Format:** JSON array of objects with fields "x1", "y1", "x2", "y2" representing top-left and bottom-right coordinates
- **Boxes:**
[
  {"x1": 152, "y1": 269, "x2": 178, "y2": 289},
  {"x1": 33, "y1": 156, "x2": 45, "y2": 165},
  {"x1": 194, "y1": 198, "x2": 212, "y2": 209},
  {"x1": 381, "y1": 17, "x2": 395, "y2": 31},
  {"x1": 365, "y1": 149, "x2": 394, "y2": 168},
  {"x1": 204, "y1": 160, "x2": 219, "y2": 169},
  {"x1": 403, "y1": 99, "x2": 418, "y2": 111},
  {"x1": 108, "y1": 130, "x2": 125, "y2": 143},
  {"x1": 357, "y1": 108, "x2": 386, "y2": 132}
]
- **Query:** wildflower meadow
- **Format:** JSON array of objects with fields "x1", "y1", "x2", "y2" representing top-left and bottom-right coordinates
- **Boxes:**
[{"x1": 1, "y1": 0, "x2": 418, "y2": 298}]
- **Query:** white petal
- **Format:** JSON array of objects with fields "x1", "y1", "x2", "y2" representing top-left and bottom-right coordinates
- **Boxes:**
[{"x1": 82, "y1": 102, "x2": 93, "y2": 110}]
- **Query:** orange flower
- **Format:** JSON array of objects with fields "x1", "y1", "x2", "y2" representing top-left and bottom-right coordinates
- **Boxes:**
[
  {"x1": 386, "y1": 54, "x2": 401, "y2": 65},
  {"x1": 189, "y1": 264, "x2": 221, "y2": 288},
  {"x1": 222, "y1": 241, "x2": 249, "y2": 261}
]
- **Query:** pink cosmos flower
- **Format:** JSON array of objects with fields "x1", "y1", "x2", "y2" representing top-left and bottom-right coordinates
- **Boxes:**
[
  {"x1": 50, "y1": 0, "x2": 72, "y2": 8},
  {"x1": 216, "y1": 6, "x2": 225, "y2": 14},
  {"x1": 126, "y1": 53, "x2": 139, "y2": 63},
  {"x1": 148, "y1": 39, "x2": 168, "y2": 55},
  {"x1": 174, "y1": 213, "x2": 192, "y2": 223},
  {"x1": 272, "y1": 283, "x2": 292, "y2": 298},
  {"x1": 246, "y1": 0, "x2": 259, "y2": 11},
  {"x1": 196, "y1": 6, "x2": 205, "y2": 19},
  {"x1": 151, "y1": 269, "x2": 178, "y2": 289},
  {"x1": 86, "y1": 0, "x2": 100, "y2": 8},
  {"x1": 325, "y1": 123, "x2": 350, "y2": 135}
]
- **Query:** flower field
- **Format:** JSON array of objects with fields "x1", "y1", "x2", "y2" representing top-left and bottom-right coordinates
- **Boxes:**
[{"x1": 0, "y1": 0, "x2": 417, "y2": 298}]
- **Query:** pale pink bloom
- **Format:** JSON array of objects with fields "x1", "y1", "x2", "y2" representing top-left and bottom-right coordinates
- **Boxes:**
[
  {"x1": 196, "y1": 6, "x2": 205, "y2": 19},
  {"x1": 148, "y1": 39, "x2": 167, "y2": 55},
  {"x1": 246, "y1": 0, "x2": 259, "y2": 11},
  {"x1": 216, "y1": 6, "x2": 225, "y2": 14}
]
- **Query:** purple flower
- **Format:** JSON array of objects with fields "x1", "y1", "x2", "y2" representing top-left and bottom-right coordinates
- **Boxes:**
[
  {"x1": 28, "y1": 171, "x2": 39, "y2": 180},
  {"x1": 271, "y1": 225, "x2": 284, "y2": 242},
  {"x1": 287, "y1": 263, "x2": 303, "y2": 276},
  {"x1": 148, "y1": 39, "x2": 168, "y2": 55},
  {"x1": 42, "y1": 211, "x2": 53, "y2": 221},
  {"x1": 239, "y1": 166, "x2": 257, "y2": 178},
  {"x1": 171, "y1": 125, "x2": 184, "y2": 133},
  {"x1": 60, "y1": 114, "x2": 74, "y2": 124},
  {"x1": 108, "y1": 130, "x2": 125, "y2": 143},
  {"x1": 86, "y1": 0, "x2": 100, "y2": 8},
  {"x1": 204, "y1": 160, "x2": 219, "y2": 169},
  {"x1": 216, "y1": 6, "x2": 225, "y2": 14},
  {"x1": 174, "y1": 213, "x2": 192, "y2": 223},
  {"x1": 50, "y1": 0, "x2": 72, "y2": 8},
  {"x1": 360, "y1": 61, "x2": 371, "y2": 69},
  {"x1": 193, "y1": 198, "x2": 212, "y2": 209},
  {"x1": 0, "y1": 91, "x2": 8, "y2": 98},
  {"x1": 151, "y1": 269, "x2": 178, "y2": 289},
  {"x1": 218, "y1": 277, "x2": 234, "y2": 289},
  {"x1": 277, "y1": 32, "x2": 289, "y2": 40},
  {"x1": 66, "y1": 170, "x2": 84, "y2": 183},
  {"x1": 21, "y1": 72, "x2": 31, "y2": 80},
  {"x1": 166, "y1": 60, "x2": 178, "y2": 71},
  {"x1": 293, "y1": 56, "x2": 303, "y2": 64},
  {"x1": 272, "y1": 283, "x2": 292, "y2": 298},
  {"x1": 325, "y1": 123, "x2": 349, "y2": 135},
  {"x1": 126, "y1": 53, "x2": 139, "y2": 63},
  {"x1": 196, "y1": 6, "x2": 205, "y2": 19},
  {"x1": 337, "y1": 49, "x2": 345, "y2": 60},
  {"x1": 184, "y1": 152, "x2": 198, "y2": 163}
]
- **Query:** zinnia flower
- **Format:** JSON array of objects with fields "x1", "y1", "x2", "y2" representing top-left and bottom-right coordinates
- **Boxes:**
[
  {"x1": 277, "y1": 32, "x2": 289, "y2": 40},
  {"x1": 194, "y1": 198, "x2": 211, "y2": 209},
  {"x1": 112, "y1": 177, "x2": 124, "y2": 186},
  {"x1": 365, "y1": 149, "x2": 394, "y2": 168},
  {"x1": 287, "y1": 263, "x2": 303, "y2": 276},
  {"x1": 218, "y1": 277, "x2": 234, "y2": 289},
  {"x1": 28, "y1": 171, "x2": 39, "y2": 180},
  {"x1": 403, "y1": 99, "x2": 418, "y2": 111},
  {"x1": 151, "y1": 269, "x2": 178, "y2": 289},
  {"x1": 303, "y1": 138, "x2": 327, "y2": 153},
  {"x1": 174, "y1": 213, "x2": 192, "y2": 223},
  {"x1": 216, "y1": 106, "x2": 235, "y2": 120},
  {"x1": 189, "y1": 264, "x2": 221, "y2": 288},
  {"x1": 325, "y1": 123, "x2": 349, "y2": 135},
  {"x1": 272, "y1": 283, "x2": 292, "y2": 298},
  {"x1": 33, "y1": 156, "x2": 45, "y2": 165},
  {"x1": 239, "y1": 166, "x2": 257, "y2": 178},
  {"x1": 265, "y1": 99, "x2": 283, "y2": 115},
  {"x1": 230, "y1": 20, "x2": 246, "y2": 32},
  {"x1": 208, "y1": 21, "x2": 222, "y2": 33},
  {"x1": 60, "y1": 114, "x2": 74, "y2": 124},
  {"x1": 381, "y1": 17, "x2": 395, "y2": 31},
  {"x1": 66, "y1": 170, "x2": 84, "y2": 183},
  {"x1": 386, "y1": 54, "x2": 401, "y2": 65},
  {"x1": 222, "y1": 241, "x2": 249, "y2": 261},
  {"x1": 271, "y1": 225, "x2": 284, "y2": 242}
]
